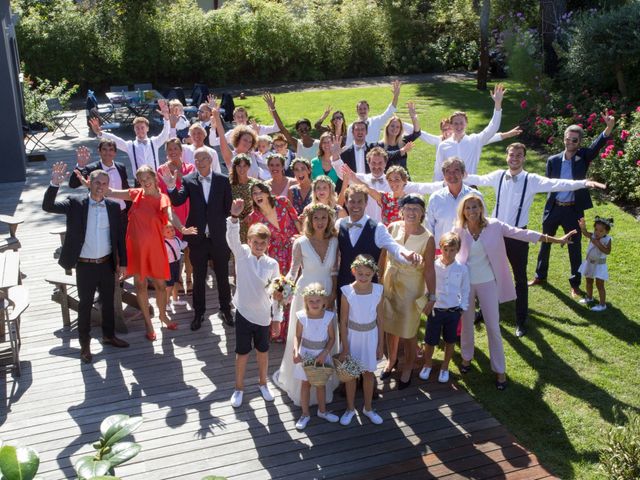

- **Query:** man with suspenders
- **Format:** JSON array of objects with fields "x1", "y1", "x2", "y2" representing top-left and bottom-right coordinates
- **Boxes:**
[{"x1": 465, "y1": 143, "x2": 605, "y2": 337}]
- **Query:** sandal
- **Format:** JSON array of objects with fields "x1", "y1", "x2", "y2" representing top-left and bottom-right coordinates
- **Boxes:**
[
  {"x1": 146, "y1": 331, "x2": 157, "y2": 341},
  {"x1": 459, "y1": 363, "x2": 472, "y2": 374},
  {"x1": 163, "y1": 321, "x2": 179, "y2": 330},
  {"x1": 496, "y1": 380, "x2": 508, "y2": 391}
]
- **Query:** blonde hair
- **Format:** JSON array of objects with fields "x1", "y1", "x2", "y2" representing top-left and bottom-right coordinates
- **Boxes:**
[
  {"x1": 135, "y1": 165, "x2": 157, "y2": 183},
  {"x1": 455, "y1": 193, "x2": 488, "y2": 229},
  {"x1": 247, "y1": 222, "x2": 271, "y2": 240},
  {"x1": 385, "y1": 165, "x2": 408, "y2": 183},
  {"x1": 303, "y1": 203, "x2": 337, "y2": 239},
  {"x1": 344, "y1": 184, "x2": 369, "y2": 203},
  {"x1": 132, "y1": 117, "x2": 149, "y2": 127},
  {"x1": 311, "y1": 176, "x2": 338, "y2": 208},
  {"x1": 439, "y1": 231, "x2": 461, "y2": 251},
  {"x1": 383, "y1": 115, "x2": 404, "y2": 146}
]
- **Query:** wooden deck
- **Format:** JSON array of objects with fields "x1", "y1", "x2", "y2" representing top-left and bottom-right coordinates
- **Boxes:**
[{"x1": 0, "y1": 115, "x2": 557, "y2": 479}]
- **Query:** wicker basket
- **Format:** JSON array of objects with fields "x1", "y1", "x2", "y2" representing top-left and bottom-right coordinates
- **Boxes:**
[
  {"x1": 333, "y1": 355, "x2": 360, "y2": 383},
  {"x1": 303, "y1": 363, "x2": 334, "y2": 387}
]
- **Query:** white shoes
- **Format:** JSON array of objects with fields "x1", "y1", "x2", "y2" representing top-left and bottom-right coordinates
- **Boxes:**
[
  {"x1": 340, "y1": 409, "x2": 357, "y2": 426},
  {"x1": 317, "y1": 410, "x2": 339, "y2": 423},
  {"x1": 419, "y1": 366, "x2": 432, "y2": 380},
  {"x1": 579, "y1": 297, "x2": 594, "y2": 304},
  {"x1": 172, "y1": 298, "x2": 187, "y2": 306},
  {"x1": 230, "y1": 390, "x2": 243, "y2": 408},
  {"x1": 259, "y1": 384, "x2": 274, "y2": 402},
  {"x1": 591, "y1": 304, "x2": 607, "y2": 312},
  {"x1": 438, "y1": 369, "x2": 450, "y2": 383},
  {"x1": 295, "y1": 415, "x2": 310, "y2": 430},
  {"x1": 362, "y1": 408, "x2": 383, "y2": 425}
]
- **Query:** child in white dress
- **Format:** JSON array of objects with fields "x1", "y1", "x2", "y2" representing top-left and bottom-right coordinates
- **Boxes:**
[
  {"x1": 578, "y1": 216, "x2": 613, "y2": 311},
  {"x1": 293, "y1": 283, "x2": 339, "y2": 430},
  {"x1": 338, "y1": 255, "x2": 384, "y2": 426}
]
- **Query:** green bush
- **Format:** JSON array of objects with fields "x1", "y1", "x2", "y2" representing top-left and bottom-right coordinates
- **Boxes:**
[
  {"x1": 22, "y1": 73, "x2": 79, "y2": 128},
  {"x1": 599, "y1": 411, "x2": 640, "y2": 480}
]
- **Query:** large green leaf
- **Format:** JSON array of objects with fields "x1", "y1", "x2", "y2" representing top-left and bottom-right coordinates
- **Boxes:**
[
  {"x1": 0, "y1": 445, "x2": 40, "y2": 480},
  {"x1": 100, "y1": 442, "x2": 141, "y2": 468},
  {"x1": 74, "y1": 457, "x2": 110, "y2": 480},
  {"x1": 102, "y1": 417, "x2": 143, "y2": 448},
  {"x1": 99, "y1": 415, "x2": 128, "y2": 440}
]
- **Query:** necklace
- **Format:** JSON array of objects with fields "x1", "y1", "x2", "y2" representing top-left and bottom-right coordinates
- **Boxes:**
[{"x1": 468, "y1": 226, "x2": 482, "y2": 241}]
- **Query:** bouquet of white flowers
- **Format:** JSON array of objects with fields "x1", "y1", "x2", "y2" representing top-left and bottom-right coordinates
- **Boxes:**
[
  {"x1": 266, "y1": 275, "x2": 296, "y2": 307},
  {"x1": 333, "y1": 354, "x2": 363, "y2": 382}
]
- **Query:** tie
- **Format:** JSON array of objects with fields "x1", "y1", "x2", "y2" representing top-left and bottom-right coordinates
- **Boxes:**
[
  {"x1": 198, "y1": 174, "x2": 211, "y2": 183},
  {"x1": 505, "y1": 174, "x2": 518, "y2": 183},
  {"x1": 371, "y1": 177, "x2": 384, "y2": 185},
  {"x1": 346, "y1": 222, "x2": 362, "y2": 229},
  {"x1": 355, "y1": 145, "x2": 365, "y2": 152}
]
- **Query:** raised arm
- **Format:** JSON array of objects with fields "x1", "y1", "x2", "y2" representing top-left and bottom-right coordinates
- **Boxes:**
[
  {"x1": 341, "y1": 165, "x2": 382, "y2": 203},
  {"x1": 407, "y1": 101, "x2": 421, "y2": 133},
  {"x1": 69, "y1": 146, "x2": 92, "y2": 189},
  {"x1": 90, "y1": 117, "x2": 128, "y2": 153},
  {"x1": 151, "y1": 99, "x2": 174, "y2": 145},
  {"x1": 211, "y1": 107, "x2": 233, "y2": 171},
  {"x1": 43, "y1": 162, "x2": 72, "y2": 214},
  {"x1": 263, "y1": 92, "x2": 297, "y2": 150},
  {"x1": 476, "y1": 83, "x2": 505, "y2": 145},
  {"x1": 105, "y1": 187, "x2": 132, "y2": 201},
  {"x1": 225, "y1": 199, "x2": 245, "y2": 256},
  {"x1": 314, "y1": 105, "x2": 332, "y2": 132}
]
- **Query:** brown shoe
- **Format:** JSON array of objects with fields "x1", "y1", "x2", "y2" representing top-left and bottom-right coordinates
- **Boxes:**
[
  {"x1": 570, "y1": 288, "x2": 584, "y2": 299},
  {"x1": 528, "y1": 278, "x2": 545, "y2": 287},
  {"x1": 102, "y1": 336, "x2": 130, "y2": 348},
  {"x1": 80, "y1": 345, "x2": 93, "y2": 363}
]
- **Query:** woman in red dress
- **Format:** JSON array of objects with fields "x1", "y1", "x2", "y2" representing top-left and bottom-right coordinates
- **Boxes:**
[
  {"x1": 247, "y1": 182, "x2": 301, "y2": 341},
  {"x1": 107, "y1": 165, "x2": 196, "y2": 340},
  {"x1": 157, "y1": 138, "x2": 196, "y2": 292}
]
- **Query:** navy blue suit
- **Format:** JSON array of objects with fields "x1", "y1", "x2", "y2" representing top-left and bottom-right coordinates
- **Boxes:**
[{"x1": 534, "y1": 132, "x2": 608, "y2": 287}]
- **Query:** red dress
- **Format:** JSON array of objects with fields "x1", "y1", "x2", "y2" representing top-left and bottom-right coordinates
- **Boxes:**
[
  {"x1": 380, "y1": 192, "x2": 401, "y2": 226},
  {"x1": 157, "y1": 162, "x2": 195, "y2": 239},
  {"x1": 126, "y1": 188, "x2": 170, "y2": 280},
  {"x1": 248, "y1": 196, "x2": 299, "y2": 341}
]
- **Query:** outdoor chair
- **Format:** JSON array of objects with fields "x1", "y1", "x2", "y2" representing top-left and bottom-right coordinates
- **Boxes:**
[
  {"x1": 86, "y1": 90, "x2": 115, "y2": 123},
  {"x1": 46, "y1": 98, "x2": 79, "y2": 136},
  {"x1": 23, "y1": 123, "x2": 50, "y2": 154},
  {"x1": 88, "y1": 108, "x2": 121, "y2": 132},
  {"x1": 134, "y1": 83, "x2": 153, "y2": 91}
]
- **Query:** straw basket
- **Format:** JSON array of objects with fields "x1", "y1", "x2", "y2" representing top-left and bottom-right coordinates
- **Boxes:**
[
  {"x1": 333, "y1": 355, "x2": 360, "y2": 383},
  {"x1": 303, "y1": 363, "x2": 334, "y2": 387}
]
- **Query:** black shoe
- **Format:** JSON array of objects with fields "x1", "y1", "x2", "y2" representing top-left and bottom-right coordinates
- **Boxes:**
[
  {"x1": 474, "y1": 309, "x2": 484, "y2": 325},
  {"x1": 496, "y1": 380, "x2": 508, "y2": 391},
  {"x1": 219, "y1": 310, "x2": 234, "y2": 327},
  {"x1": 380, "y1": 359, "x2": 398, "y2": 380},
  {"x1": 515, "y1": 325, "x2": 527, "y2": 338},
  {"x1": 190, "y1": 313, "x2": 204, "y2": 331},
  {"x1": 398, "y1": 377, "x2": 412, "y2": 390}
]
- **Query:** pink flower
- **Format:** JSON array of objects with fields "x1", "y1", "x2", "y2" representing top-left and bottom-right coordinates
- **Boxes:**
[
  {"x1": 636, "y1": 159, "x2": 640, "y2": 167},
  {"x1": 543, "y1": 118, "x2": 553, "y2": 126},
  {"x1": 547, "y1": 136, "x2": 555, "y2": 144},
  {"x1": 566, "y1": 103, "x2": 574, "y2": 110},
  {"x1": 607, "y1": 108, "x2": 616, "y2": 116},
  {"x1": 520, "y1": 100, "x2": 528, "y2": 109},
  {"x1": 601, "y1": 153, "x2": 608, "y2": 159},
  {"x1": 606, "y1": 139, "x2": 615, "y2": 146},
  {"x1": 617, "y1": 150, "x2": 624, "y2": 157},
  {"x1": 636, "y1": 106, "x2": 640, "y2": 112},
  {"x1": 578, "y1": 124, "x2": 583, "y2": 128},
  {"x1": 621, "y1": 130, "x2": 630, "y2": 141}
]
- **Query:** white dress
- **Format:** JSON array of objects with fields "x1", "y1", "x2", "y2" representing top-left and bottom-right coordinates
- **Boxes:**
[
  {"x1": 578, "y1": 234, "x2": 610, "y2": 280},
  {"x1": 293, "y1": 310, "x2": 335, "y2": 381},
  {"x1": 272, "y1": 236, "x2": 339, "y2": 405},
  {"x1": 341, "y1": 283, "x2": 383, "y2": 372}
]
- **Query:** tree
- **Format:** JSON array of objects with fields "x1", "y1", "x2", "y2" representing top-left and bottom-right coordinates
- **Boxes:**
[
  {"x1": 477, "y1": 0, "x2": 491, "y2": 90},
  {"x1": 540, "y1": 0, "x2": 566, "y2": 76}
]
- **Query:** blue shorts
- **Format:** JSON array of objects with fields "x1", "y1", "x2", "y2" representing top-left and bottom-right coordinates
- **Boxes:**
[
  {"x1": 235, "y1": 310, "x2": 270, "y2": 355},
  {"x1": 166, "y1": 260, "x2": 181, "y2": 287},
  {"x1": 425, "y1": 309, "x2": 460, "y2": 345}
]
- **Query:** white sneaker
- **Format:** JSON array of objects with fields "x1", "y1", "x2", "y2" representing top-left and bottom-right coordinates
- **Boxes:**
[
  {"x1": 295, "y1": 415, "x2": 310, "y2": 430},
  {"x1": 259, "y1": 384, "x2": 274, "y2": 402},
  {"x1": 317, "y1": 410, "x2": 339, "y2": 423},
  {"x1": 419, "y1": 366, "x2": 432, "y2": 380},
  {"x1": 591, "y1": 304, "x2": 607, "y2": 312},
  {"x1": 340, "y1": 409, "x2": 356, "y2": 426},
  {"x1": 172, "y1": 298, "x2": 187, "y2": 306},
  {"x1": 362, "y1": 408, "x2": 383, "y2": 425},
  {"x1": 578, "y1": 297, "x2": 594, "y2": 304},
  {"x1": 230, "y1": 390, "x2": 243, "y2": 408},
  {"x1": 438, "y1": 369, "x2": 450, "y2": 383}
]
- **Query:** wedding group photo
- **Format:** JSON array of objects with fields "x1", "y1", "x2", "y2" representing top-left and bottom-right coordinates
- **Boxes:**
[{"x1": 0, "y1": 0, "x2": 638, "y2": 479}]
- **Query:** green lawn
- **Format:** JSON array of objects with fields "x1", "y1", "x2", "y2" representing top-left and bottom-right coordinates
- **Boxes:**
[{"x1": 238, "y1": 79, "x2": 640, "y2": 479}]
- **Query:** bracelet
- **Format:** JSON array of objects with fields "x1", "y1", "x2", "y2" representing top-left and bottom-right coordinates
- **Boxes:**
[{"x1": 426, "y1": 293, "x2": 436, "y2": 302}]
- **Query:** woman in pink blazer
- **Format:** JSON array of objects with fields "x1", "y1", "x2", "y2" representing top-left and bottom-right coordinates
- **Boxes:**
[{"x1": 453, "y1": 193, "x2": 575, "y2": 389}]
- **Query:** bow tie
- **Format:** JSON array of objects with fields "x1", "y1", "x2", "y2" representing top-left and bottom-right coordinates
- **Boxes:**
[
  {"x1": 137, "y1": 140, "x2": 148, "y2": 146},
  {"x1": 346, "y1": 221, "x2": 363, "y2": 229},
  {"x1": 371, "y1": 177, "x2": 385, "y2": 185},
  {"x1": 355, "y1": 145, "x2": 365, "y2": 151},
  {"x1": 198, "y1": 174, "x2": 211, "y2": 183},
  {"x1": 103, "y1": 166, "x2": 116, "y2": 172},
  {"x1": 505, "y1": 174, "x2": 518, "y2": 183}
]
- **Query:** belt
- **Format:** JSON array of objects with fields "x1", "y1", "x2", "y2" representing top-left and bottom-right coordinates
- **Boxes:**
[
  {"x1": 301, "y1": 338, "x2": 327, "y2": 350},
  {"x1": 348, "y1": 319, "x2": 377, "y2": 332},
  {"x1": 78, "y1": 255, "x2": 111, "y2": 264},
  {"x1": 555, "y1": 201, "x2": 575, "y2": 207},
  {"x1": 587, "y1": 258, "x2": 607, "y2": 265},
  {"x1": 434, "y1": 307, "x2": 462, "y2": 313}
]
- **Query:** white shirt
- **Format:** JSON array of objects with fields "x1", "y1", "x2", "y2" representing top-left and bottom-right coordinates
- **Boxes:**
[
  {"x1": 345, "y1": 103, "x2": 397, "y2": 146},
  {"x1": 434, "y1": 259, "x2": 470, "y2": 310},
  {"x1": 468, "y1": 239, "x2": 496, "y2": 284},
  {"x1": 232, "y1": 150, "x2": 271, "y2": 180},
  {"x1": 198, "y1": 171, "x2": 212, "y2": 204},
  {"x1": 96, "y1": 161, "x2": 125, "y2": 210},
  {"x1": 79, "y1": 198, "x2": 112, "y2": 259},
  {"x1": 352, "y1": 143, "x2": 367, "y2": 173},
  {"x1": 102, "y1": 119, "x2": 174, "y2": 173},
  {"x1": 427, "y1": 184, "x2": 482, "y2": 245},
  {"x1": 404, "y1": 180, "x2": 446, "y2": 196},
  {"x1": 356, "y1": 172, "x2": 390, "y2": 222},
  {"x1": 335, "y1": 215, "x2": 413, "y2": 265},
  {"x1": 226, "y1": 219, "x2": 282, "y2": 325},
  {"x1": 296, "y1": 138, "x2": 320, "y2": 161},
  {"x1": 433, "y1": 109, "x2": 502, "y2": 180},
  {"x1": 164, "y1": 236, "x2": 187, "y2": 263},
  {"x1": 182, "y1": 144, "x2": 221, "y2": 173},
  {"x1": 465, "y1": 169, "x2": 588, "y2": 227}
]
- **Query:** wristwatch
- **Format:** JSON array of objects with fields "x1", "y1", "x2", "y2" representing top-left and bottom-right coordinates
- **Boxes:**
[{"x1": 427, "y1": 293, "x2": 437, "y2": 302}]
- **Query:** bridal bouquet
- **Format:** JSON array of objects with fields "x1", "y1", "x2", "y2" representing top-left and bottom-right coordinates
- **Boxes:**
[{"x1": 266, "y1": 275, "x2": 296, "y2": 307}]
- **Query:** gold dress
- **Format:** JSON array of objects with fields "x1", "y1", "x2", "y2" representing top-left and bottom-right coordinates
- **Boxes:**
[{"x1": 382, "y1": 222, "x2": 432, "y2": 338}]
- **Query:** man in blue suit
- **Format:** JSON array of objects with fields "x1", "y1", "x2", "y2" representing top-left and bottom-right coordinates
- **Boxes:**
[{"x1": 529, "y1": 115, "x2": 615, "y2": 297}]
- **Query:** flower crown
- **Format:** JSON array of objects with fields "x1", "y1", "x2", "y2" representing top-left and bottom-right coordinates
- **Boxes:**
[
  {"x1": 305, "y1": 202, "x2": 334, "y2": 217},
  {"x1": 351, "y1": 255, "x2": 379, "y2": 273},
  {"x1": 302, "y1": 285, "x2": 327, "y2": 297},
  {"x1": 594, "y1": 215, "x2": 614, "y2": 228}
]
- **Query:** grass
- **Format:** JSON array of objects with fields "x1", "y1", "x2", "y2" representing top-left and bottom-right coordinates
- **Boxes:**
[{"x1": 238, "y1": 78, "x2": 640, "y2": 479}]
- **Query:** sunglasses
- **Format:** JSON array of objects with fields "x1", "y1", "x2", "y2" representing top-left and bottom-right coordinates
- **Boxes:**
[
  {"x1": 333, "y1": 116, "x2": 344, "y2": 120},
  {"x1": 564, "y1": 137, "x2": 580, "y2": 143}
]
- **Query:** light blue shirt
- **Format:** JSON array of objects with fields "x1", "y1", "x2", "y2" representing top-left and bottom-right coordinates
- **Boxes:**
[
  {"x1": 555, "y1": 154, "x2": 575, "y2": 203},
  {"x1": 79, "y1": 198, "x2": 112, "y2": 259}
]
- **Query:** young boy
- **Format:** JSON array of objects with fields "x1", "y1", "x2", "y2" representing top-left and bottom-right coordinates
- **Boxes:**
[
  {"x1": 419, "y1": 232, "x2": 470, "y2": 383},
  {"x1": 255, "y1": 134, "x2": 273, "y2": 171},
  {"x1": 163, "y1": 223, "x2": 188, "y2": 310},
  {"x1": 226, "y1": 198, "x2": 283, "y2": 408}
]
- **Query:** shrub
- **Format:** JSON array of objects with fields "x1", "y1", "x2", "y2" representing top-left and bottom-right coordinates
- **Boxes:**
[
  {"x1": 599, "y1": 411, "x2": 640, "y2": 480},
  {"x1": 22, "y1": 73, "x2": 79, "y2": 129}
]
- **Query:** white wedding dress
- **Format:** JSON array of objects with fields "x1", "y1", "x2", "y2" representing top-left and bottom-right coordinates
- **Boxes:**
[{"x1": 272, "y1": 236, "x2": 340, "y2": 406}]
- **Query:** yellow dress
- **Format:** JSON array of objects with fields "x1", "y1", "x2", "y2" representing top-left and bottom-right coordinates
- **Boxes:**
[{"x1": 382, "y1": 222, "x2": 432, "y2": 338}]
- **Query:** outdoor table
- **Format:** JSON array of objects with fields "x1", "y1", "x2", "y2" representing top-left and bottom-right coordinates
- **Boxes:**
[{"x1": 105, "y1": 90, "x2": 164, "y2": 123}]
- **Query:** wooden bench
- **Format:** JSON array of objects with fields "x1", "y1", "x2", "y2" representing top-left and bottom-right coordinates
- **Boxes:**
[
  {"x1": 0, "y1": 251, "x2": 21, "y2": 341},
  {"x1": 49, "y1": 226, "x2": 70, "y2": 274},
  {"x1": 0, "y1": 215, "x2": 24, "y2": 252},
  {"x1": 0, "y1": 285, "x2": 29, "y2": 376}
]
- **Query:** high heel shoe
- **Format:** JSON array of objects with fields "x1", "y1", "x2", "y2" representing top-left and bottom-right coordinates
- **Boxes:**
[
  {"x1": 163, "y1": 321, "x2": 178, "y2": 330},
  {"x1": 398, "y1": 375, "x2": 412, "y2": 390},
  {"x1": 146, "y1": 331, "x2": 157, "y2": 341},
  {"x1": 380, "y1": 359, "x2": 398, "y2": 380}
]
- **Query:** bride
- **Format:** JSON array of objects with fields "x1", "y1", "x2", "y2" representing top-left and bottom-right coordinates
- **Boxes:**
[{"x1": 273, "y1": 203, "x2": 340, "y2": 405}]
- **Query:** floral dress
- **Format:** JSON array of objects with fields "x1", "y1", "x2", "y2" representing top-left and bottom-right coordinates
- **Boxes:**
[
  {"x1": 380, "y1": 192, "x2": 401, "y2": 226},
  {"x1": 248, "y1": 196, "x2": 299, "y2": 341},
  {"x1": 231, "y1": 178, "x2": 258, "y2": 243},
  {"x1": 290, "y1": 185, "x2": 312, "y2": 215}
]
